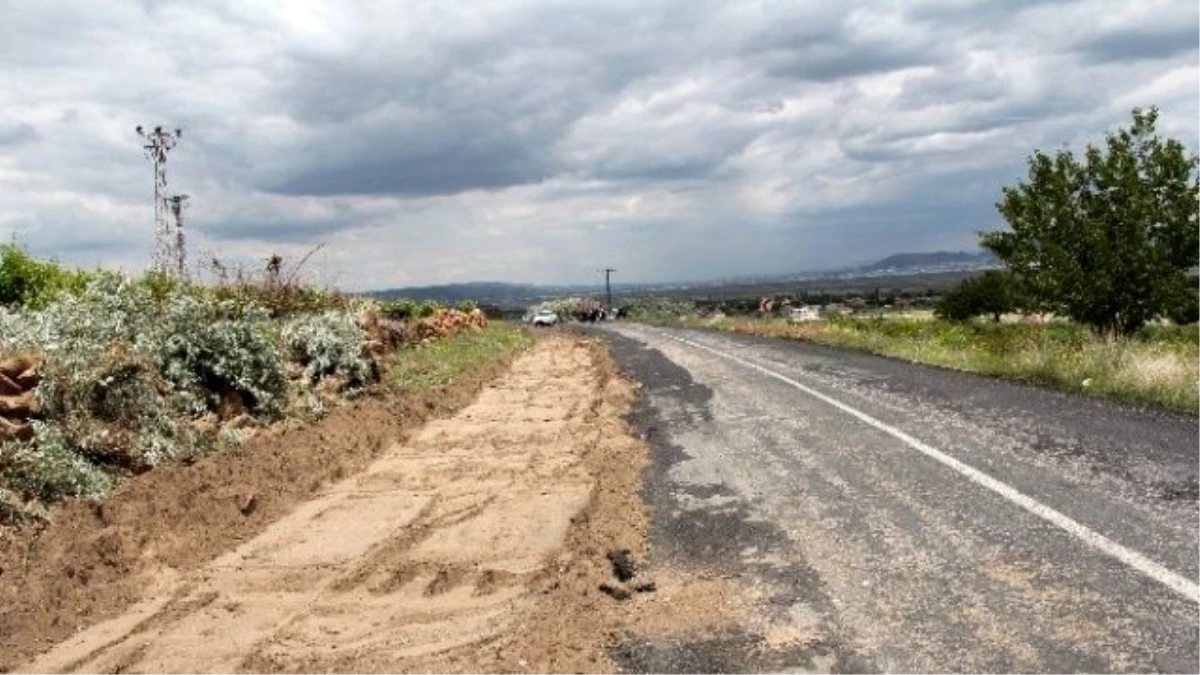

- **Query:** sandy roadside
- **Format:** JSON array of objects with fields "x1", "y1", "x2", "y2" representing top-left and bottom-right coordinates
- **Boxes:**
[{"x1": 17, "y1": 334, "x2": 652, "y2": 673}]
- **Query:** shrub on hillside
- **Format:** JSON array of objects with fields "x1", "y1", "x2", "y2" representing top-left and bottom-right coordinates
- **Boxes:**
[
  {"x1": 0, "y1": 275, "x2": 295, "y2": 509},
  {"x1": 209, "y1": 283, "x2": 350, "y2": 319},
  {"x1": 0, "y1": 423, "x2": 112, "y2": 507},
  {"x1": 5, "y1": 275, "x2": 291, "y2": 421},
  {"x1": 380, "y1": 299, "x2": 419, "y2": 320},
  {"x1": 151, "y1": 290, "x2": 289, "y2": 418},
  {"x1": 282, "y1": 312, "x2": 374, "y2": 387},
  {"x1": 417, "y1": 300, "x2": 441, "y2": 318}
]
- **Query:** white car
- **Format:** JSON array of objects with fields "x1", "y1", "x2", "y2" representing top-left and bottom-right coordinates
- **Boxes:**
[{"x1": 531, "y1": 310, "x2": 559, "y2": 326}]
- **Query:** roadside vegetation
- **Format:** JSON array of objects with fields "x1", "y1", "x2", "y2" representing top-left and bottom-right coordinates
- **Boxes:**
[
  {"x1": 387, "y1": 322, "x2": 533, "y2": 394},
  {"x1": 0, "y1": 246, "x2": 518, "y2": 523},
  {"x1": 651, "y1": 314, "x2": 1198, "y2": 413},
  {"x1": 628, "y1": 108, "x2": 1199, "y2": 414}
]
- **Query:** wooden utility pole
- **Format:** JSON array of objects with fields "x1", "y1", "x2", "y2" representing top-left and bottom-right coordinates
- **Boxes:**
[{"x1": 603, "y1": 268, "x2": 616, "y2": 315}]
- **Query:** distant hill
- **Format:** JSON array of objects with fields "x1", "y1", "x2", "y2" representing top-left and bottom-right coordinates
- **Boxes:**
[
  {"x1": 862, "y1": 250, "x2": 997, "y2": 273},
  {"x1": 364, "y1": 250, "x2": 1000, "y2": 307},
  {"x1": 366, "y1": 282, "x2": 592, "y2": 308}
]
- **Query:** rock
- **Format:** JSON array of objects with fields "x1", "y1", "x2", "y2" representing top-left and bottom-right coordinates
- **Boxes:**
[
  {"x1": 0, "y1": 391, "x2": 39, "y2": 418},
  {"x1": 0, "y1": 417, "x2": 33, "y2": 443},
  {"x1": 380, "y1": 320, "x2": 407, "y2": 347},
  {"x1": 239, "y1": 494, "x2": 258, "y2": 516},
  {"x1": 0, "y1": 373, "x2": 21, "y2": 396},
  {"x1": 13, "y1": 367, "x2": 38, "y2": 389},
  {"x1": 0, "y1": 354, "x2": 38, "y2": 380}
]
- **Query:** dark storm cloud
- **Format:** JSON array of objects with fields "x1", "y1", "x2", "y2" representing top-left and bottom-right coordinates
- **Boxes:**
[
  {"x1": 756, "y1": 35, "x2": 942, "y2": 82},
  {"x1": 253, "y1": 1, "x2": 716, "y2": 199},
  {"x1": 256, "y1": 55, "x2": 583, "y2": 197},
  {"x1": 1, "y1": 0, "x2": 1197, "y2": 287},
  {"x1": 742, "y1": 7, "x2": 946, "y2": 82},
  {"x1": 1074, "y1": 24, "x2": 1199, "y2": 64},
  {"x1": 268, "y1": 130, "x2": 555, "y2": 198}
]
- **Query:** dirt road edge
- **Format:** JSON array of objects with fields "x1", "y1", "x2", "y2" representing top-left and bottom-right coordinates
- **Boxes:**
[{"x1": 0, "y1": 341, "x2": 526, "y2": 671}]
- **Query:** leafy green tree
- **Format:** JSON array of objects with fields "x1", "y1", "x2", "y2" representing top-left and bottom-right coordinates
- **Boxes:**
[
  {"x1": 981, "y1": 107, "x2": 1199, "y2": 337},
  {"x1": 935, "y1": 270, "x2": 1017, "y2": 322},
  {"x1": 1171, "y1": 288, "x2": 1200, "y2": 324}
]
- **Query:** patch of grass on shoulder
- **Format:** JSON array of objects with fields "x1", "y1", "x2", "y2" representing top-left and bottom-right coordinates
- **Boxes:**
[
  {"x1": 642, "y1": 314, "x2": 1199, "y2": 414},
  {"x1": 386, "y1": 322, "x2": 533, "y2": 394}
]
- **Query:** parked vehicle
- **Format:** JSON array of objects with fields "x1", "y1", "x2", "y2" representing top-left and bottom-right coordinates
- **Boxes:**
[{"x1": 531, "y1": 310, "x2": 559, "y2": 326}]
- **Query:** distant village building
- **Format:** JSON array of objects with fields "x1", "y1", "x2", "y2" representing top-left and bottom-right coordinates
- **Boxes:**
[{"x1": 789, "y1": 305, "x2": 820, "y2": 322}]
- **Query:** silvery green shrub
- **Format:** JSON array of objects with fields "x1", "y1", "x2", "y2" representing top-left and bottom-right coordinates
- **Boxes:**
[
  {"x1": 0, "y1": 422, "x2": 113, "y2": 507},
  {"x1": 0, "y1": 274, "x2": 292, "y2": 512},
  {"x1": 281, "y1": 311, "x2": 374, "y2": 387}
]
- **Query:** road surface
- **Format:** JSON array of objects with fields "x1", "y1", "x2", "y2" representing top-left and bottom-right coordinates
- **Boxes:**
[{"x1": 592, "y1": 323, "x2": 1199, "y2": 673}]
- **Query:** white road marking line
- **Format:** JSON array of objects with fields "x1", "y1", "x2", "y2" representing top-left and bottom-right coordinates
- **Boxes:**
[{"x1": 660, "y1": 330, "x2": 1200, "y2": 604}]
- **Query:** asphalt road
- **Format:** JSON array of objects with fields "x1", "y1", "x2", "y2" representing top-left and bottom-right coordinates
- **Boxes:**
[{"x1": 589, "y1": 323, "x2": 1199, "y2": 674}]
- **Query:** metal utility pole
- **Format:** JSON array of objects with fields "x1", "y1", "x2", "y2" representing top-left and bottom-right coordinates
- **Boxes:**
[
  {"x1": 136, "y1": 125, "x2": 182, "y2": 274},
  {"x1": 166, "y1": 194, "x2": 190, "y2": 279},
  {"x1": 603, "y1": 268, "x2": 616, "y2": 315}
]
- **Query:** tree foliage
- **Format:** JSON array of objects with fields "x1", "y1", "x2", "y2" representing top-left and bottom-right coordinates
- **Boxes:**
[
  {"x1": 935, "y1": 270, "x2": 1017, "y2": 322},
  {"x1": 981, "y1": 108, "x2": 1199, "y2": 336},
  {"x1": 0, "y1": 244, "x2": 92, "y2": 310}
]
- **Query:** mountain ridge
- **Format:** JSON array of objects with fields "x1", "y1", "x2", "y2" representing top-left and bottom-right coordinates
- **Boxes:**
[{"x1": 365, "y1": 249, "x2": 999, "y2": 304}]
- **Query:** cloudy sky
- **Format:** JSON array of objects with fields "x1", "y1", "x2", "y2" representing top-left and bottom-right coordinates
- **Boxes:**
[{"x1": 1, "y1": 0, "x2": 1196, "y2": 289}]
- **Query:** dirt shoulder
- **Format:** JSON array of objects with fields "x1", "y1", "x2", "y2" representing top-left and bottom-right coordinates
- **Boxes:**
[
  {"x1": 0, "y1": 338, "x2": 520, "y2": 671},
  {"x1": 9, "y1": 333, "x2": 658, "y2": 673}
]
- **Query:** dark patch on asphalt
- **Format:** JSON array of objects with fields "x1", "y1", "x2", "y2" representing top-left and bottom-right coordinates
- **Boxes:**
[
  {"x1": 589, "y1": 327, "x2": 876, "y2": 673},
  {"x1": 611, "y1": 629, "x2": 871, "y2": 674},
  {"x1": 679, "y1": 483, "x2": 730, "y2": 500},
  {"x1": 1156, "y1": 479, "x2": 1200, "y2": 502}
]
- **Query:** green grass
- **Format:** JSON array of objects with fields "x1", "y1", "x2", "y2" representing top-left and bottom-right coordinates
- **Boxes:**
[
  {"x1": 644, "y1": 314, "x2": 1199, "y2": 414},
  {"x1": 386, "y1": 321, "x2": 533, "y2": 394}
]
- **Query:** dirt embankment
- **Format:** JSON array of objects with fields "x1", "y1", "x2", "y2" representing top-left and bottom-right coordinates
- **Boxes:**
[{"x1": 0, "y1": 345, "x2": 519, "y2": 672}]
